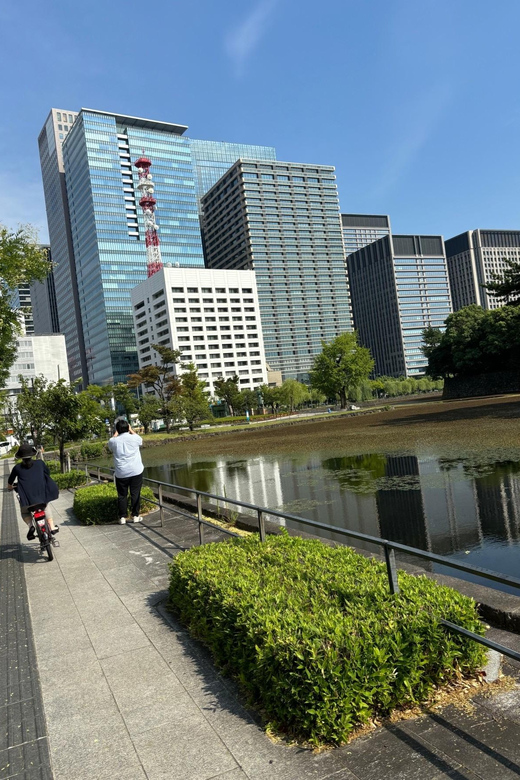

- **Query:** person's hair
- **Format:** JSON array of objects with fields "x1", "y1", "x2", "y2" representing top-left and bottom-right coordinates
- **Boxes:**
[{"x1": 116, "y1": 419, "x2": 130, "y2": 434}]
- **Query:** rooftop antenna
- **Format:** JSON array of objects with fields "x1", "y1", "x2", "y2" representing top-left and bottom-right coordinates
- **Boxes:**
[{"x1": 134, "y1": 154, "x2": 163, "y2": 277}]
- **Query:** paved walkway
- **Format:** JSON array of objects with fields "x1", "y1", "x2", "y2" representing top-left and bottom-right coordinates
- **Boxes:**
[{"x1": 3, "y1": 464, "x2": 520, "y2": 779}]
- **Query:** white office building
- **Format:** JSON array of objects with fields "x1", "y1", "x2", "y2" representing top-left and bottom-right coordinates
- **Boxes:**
[
  {"x1": 445, "y1": 229, "x2": 520, "y2": 311},
  {"x1": 131, "y1": 267, "x2": 268, "y2": 396},
  {"x1": 5, "y1": 334, "x2": 70, "y2": 397}
]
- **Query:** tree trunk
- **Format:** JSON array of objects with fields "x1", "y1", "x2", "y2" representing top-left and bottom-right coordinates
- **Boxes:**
[
  {"x1": 59, "y1": 439, "x2": 66, "y2": 473},
  {"x1": 339, "y1": 389, "x2": 347, "y2": 409}
]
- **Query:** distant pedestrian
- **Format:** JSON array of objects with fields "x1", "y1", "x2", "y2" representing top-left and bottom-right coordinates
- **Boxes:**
[{"x1": 108, "y1": 419, "x2": 144, "y2": 525}]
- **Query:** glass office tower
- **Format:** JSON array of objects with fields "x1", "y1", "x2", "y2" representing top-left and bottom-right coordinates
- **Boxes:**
[
  {"x1": 190, "y1": 139, "x2": 276, "y2": 206},
  {"x1": 61, "y1": 109, "x2": 205, "y2": 385},
  {"x1": 202, "y1": 159, "x2": 352, "y2": 379},
  {"x1": 39, "y1": 107, "x2": 276, "y2": 386},
  {"x1": 445, "y1": 229, "x2": 520, "y2": 311},
  {"x1": 38, "y1": 109, "x2": 87, "y2": 384},
  {"x1": 348, "y1": 234, "x2": 452, "y2": 377},
  {"x1": 341, "y1": 214, "x2": 391, "y2": 256}
]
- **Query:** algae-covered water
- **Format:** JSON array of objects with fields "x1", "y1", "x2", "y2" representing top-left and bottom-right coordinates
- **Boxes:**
[{"x1": 141, "y1": 397, "x2": 520, "y2": 589}]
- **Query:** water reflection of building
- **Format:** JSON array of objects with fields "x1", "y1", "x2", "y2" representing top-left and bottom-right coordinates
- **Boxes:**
[
  {"x1": 475, "y1": 470, "x2": 520, "y2": 544},
  {"x1": 144, "y1": 452, "x2": 520, "y2": 562},
  {"x1": 280, "y1": 456, "x2": 381, "y2": 545},
  {"x1": 419, "y1": 459, "x2": 481, "y2": 555},
  {"x1": 376, "y1": 457, "x2": 429, "y2": 550}
]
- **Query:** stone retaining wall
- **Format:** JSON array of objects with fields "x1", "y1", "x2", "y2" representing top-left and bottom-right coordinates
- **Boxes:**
[{"x1": 443, "y1": 371, "x2": 520, "y2": 399}]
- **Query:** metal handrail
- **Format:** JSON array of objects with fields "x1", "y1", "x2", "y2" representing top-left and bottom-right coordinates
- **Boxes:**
[{"x1": 82, "y1": 461, "x2": 520, "y2": 664}]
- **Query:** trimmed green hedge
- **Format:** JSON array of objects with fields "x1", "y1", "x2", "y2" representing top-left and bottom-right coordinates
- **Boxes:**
[
  {"x1": 80, "y1": 441, "x2": 107, "y2": 459},
  {"x1": 52, "y1": 470, "x2": 89, "y2": 490},
  {"x1": 46, "y1": 460, "x2": 61, "y2": 474},
  {"x1": 73, "y1": 483, "x2": 156, "y2": 525},
  {"x1": 169, "y1": 534, "x2": 486, "y2": 746}
]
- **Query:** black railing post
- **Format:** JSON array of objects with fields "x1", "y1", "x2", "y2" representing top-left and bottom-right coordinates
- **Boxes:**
[
  {"x1": 197, "y1": 493, "x2": 204, "y2": 545},
  {"x1": 258, "y1": 509, "x2": 266, "y2": 542},
  {"x1": 158, "y1": 483, "x2": 163, "y2": 528},
  {"x1": 384, "y1": 544, "x2": 399, "y2": 594}
]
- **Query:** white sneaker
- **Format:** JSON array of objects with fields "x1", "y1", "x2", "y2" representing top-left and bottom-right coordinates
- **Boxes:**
[
  {"x1": 132, "y1": 516, "x2": 141, "y2": 523},
  {"x1": 119, "y1": 517, "x2": 127, "y2": 525}
]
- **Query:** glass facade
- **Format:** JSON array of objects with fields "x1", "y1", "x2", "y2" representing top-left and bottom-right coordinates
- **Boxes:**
[
  {"x1": 190, "y1": 139, "x2": 276, "y2": 207},
  {"x1": 202, "y1": 160, "x2": 352, "y2": 379},
  {"x1": 341, "y1": 215, "x2": 391, "y2": 256},
  {"x1": 394, "y1": 257, "x2": 452, "y2": 375},
  {"x1": 62, "y1": 110, "x2": 205, "y2": 385},
  {"x1": 348, "y1": 235, "x2": 452, "y2": 378},
  {"x1": 38, "y1": 109, "x2": 86, "y2": 385}
]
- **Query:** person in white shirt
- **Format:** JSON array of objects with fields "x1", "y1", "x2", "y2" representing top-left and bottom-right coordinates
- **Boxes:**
[{"x1": 108, "y1": 419, "x2": 145, "y2": 524}]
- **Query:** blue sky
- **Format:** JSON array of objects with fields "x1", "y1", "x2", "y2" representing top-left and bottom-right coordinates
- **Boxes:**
[{"x1": 2, "y1": 0, "x2": 520, "y2": 241}]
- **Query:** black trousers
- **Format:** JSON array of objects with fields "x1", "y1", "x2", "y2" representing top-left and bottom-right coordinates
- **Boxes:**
[{"x1": 115, "y1": 472, "x2": 143, "y2": 518}]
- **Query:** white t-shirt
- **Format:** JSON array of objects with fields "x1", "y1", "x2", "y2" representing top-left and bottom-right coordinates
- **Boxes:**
[{"x1": 108, "y1": 432, "x2": 144, "y2": 479}]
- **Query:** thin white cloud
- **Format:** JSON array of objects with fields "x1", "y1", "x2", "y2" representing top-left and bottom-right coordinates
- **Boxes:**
[
  {"x1": 225, "y1": 0, "x2": 279, "y2": 77},
  {"x1": 372, "y1": 82, "x2": 454, "y2": 197},
  {"x1": 0, "y1": 173, "x2": 48, "y2": 241}
]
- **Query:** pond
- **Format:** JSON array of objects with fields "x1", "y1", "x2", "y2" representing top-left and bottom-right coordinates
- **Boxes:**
[{"x1": 143, "y1": 447, "x2": 520, "y2": 594}]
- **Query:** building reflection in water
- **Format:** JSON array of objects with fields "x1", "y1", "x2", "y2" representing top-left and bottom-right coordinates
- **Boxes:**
[{"x1": 144, "y1": 451, "x2": 520, "y2": 570}]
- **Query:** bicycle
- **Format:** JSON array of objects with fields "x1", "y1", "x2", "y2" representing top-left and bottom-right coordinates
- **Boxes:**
[{"x1": 28, "y1": 504, "x2": 59, "y2": 561}]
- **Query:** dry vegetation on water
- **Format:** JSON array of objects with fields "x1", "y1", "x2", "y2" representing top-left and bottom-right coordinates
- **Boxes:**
[{"x1": 142, "y1": 395, "x2": 520, "y2": 464}]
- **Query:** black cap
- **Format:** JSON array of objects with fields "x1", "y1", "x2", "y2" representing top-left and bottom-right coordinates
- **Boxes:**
[{"x1": 15, "y1": 443, "x2": 37, "y2": 459}]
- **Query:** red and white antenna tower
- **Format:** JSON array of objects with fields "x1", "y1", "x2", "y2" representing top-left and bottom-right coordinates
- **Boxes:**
[{"x1": 134, "y1": 155, "x2": 163, "y2": 277}]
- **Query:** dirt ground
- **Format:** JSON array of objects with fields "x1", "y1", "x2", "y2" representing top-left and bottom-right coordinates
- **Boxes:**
[{"x1": 142, "y1": 394, "x2": 520, "y2": 463}]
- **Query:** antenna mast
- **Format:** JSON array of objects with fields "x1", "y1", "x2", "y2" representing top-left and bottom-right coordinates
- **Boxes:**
[{"x1": 134, "y1": 155, "x2": 163, "y2": 277}]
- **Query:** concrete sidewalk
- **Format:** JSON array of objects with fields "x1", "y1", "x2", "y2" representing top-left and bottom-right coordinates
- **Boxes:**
[{"x1": 4, "y1": 476, "x2": 520, "y2": 780}]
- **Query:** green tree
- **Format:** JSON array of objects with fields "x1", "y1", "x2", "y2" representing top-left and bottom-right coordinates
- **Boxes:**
[
  {"x1": 0, "y1": 225, "x2": 50, "y2": 389},
  {"x1": 213, "y1": 375, "x2": 241, "y2": 416},
  {"x1": 44, "y1": 381, "x2": 105, "y2": 471},
  {"x1": 169, "y1": 364, "x2": 211, "y2": 430},
  {"x1": 84, "y1": 384, "x2": 117, "y2": 429},
  {"x1": 258, "y1": 384, "x2": 282, "y2": 414},
  {"x1": 422, "y1": 305, "x2": 520, "y2": 378},
  {"x1": 308, "y1": 387, "x2": 326, "y2": 407},
  {"x1": 485, "y1": 258, "x2": 520, "y2": 306},
  {"x1": 310, "y1": 332, "x2": 374, "y2": 409},
  {"x1": 113, "y1": 383, "x2": 138, "y2": 418},
  {"x1": 127, "y1": 344, "x2": 181, "y2": 431},
  {"x1": 236, "y1": 388, "x2": 258, "y2": 415},
  {"x1": 137, "y1": 395, "x2": 162, "y2": 434},
  {"x1": 16, "y1": 376, "x2": 50, "y2": 444},
  {"x1": 4, "y1": 398, "x2": 27, "y2": 444},
  {"x1": 279, "y1": 379, "x2": 309, "y2": 412}
]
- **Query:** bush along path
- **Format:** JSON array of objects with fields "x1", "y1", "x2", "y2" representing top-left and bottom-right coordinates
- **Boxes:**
[
  {"x1": 169, "y1": 533, "x2": 487, "y2": 746},
  {"x1": 73, "y1": 483, "x2": 156, "y2": 524}
]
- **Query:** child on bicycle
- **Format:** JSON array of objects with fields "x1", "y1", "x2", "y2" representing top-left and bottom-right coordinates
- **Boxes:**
[{"x1": 7, "y1": 443, "x2": 59, "y2": 540}]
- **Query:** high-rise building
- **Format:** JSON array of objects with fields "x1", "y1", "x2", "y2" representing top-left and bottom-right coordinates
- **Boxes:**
[
  {"x1": 38, "y1": 109, "x2": 87, "y2": 385},
  {"x1": 131, "y1": 267, "x2": 268, "y2": 395},
  {"x1": 30, "y1": 245, "x2": 60, "y2": 335},
  {"x1": 4, "y1": 334, "x2": 69, "y2": 399},
  {"x1": 11, "y1": 285, "x2": 33, "y2": 334},
  {"x1": 190, "y1": 139, "x2": 276, "y2": 207},
  {"x1": 39, "y1": 107, "x2": 276, "y2": 386},
  {"x1": 341, "y1": 214, "x2": 391, "y2": 256},
  {"x1": 202, "y1": 159, "x2": 352, "y2": 379},
  {"x1": 445, "y1": 229, "x2": 520, "y2": 311},
  {"x1": 348, "y1": 234, "x2": 452, "y2": 377}
]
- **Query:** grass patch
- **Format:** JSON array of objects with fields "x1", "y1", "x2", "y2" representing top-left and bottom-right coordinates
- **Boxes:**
[
  {"x1": 169, "y1": 534, "x2": 486, "y2": 746},
  {"x1": 73, "y1": 483, "x2": 156, "y2": 525}
]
